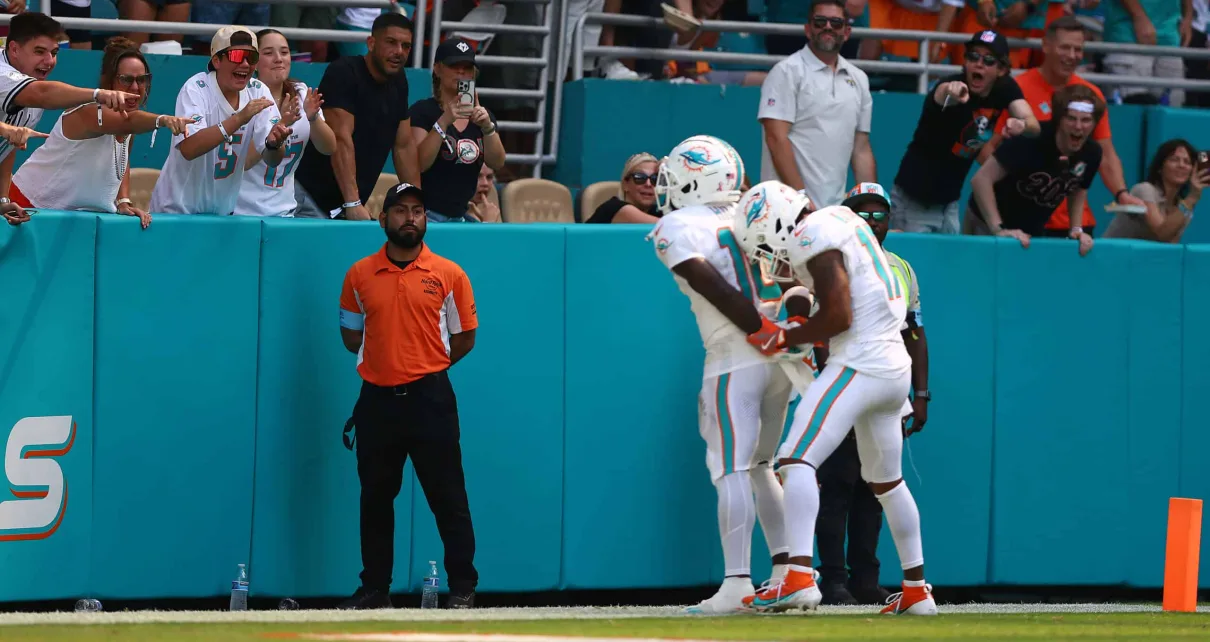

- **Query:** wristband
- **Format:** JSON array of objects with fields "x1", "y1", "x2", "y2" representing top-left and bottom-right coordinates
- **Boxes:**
[
  {"x1": 342, "y1": 200, "x2": 363, "y2": 210},
  {"x1": 266, "y1": 137, "x2": 283, "y2": 151},
  {"x1": 482, "y1": 125, "x2": 497, "y2": 136},
  {"x1": 116, "y1": 198, "x2": 133, "y2": 207},
  {"x1": 93, "y1": 88, "x2": 100, "y2": 102},
  {"x1": 217, "y1": 121, "x2": 233, "y2": 143},
  {"x1": 1115, "y1": 189, "x2": 1129, "y2": 202},
  {"x1": 150, "y1": 114, "x2": 165, "y2": 147}
]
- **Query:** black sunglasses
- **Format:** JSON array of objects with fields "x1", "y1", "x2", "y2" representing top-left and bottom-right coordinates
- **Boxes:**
[
  {"x1": 811, "y1": 16, "x2": 846, "y2": 30},
  {"x1": 965, "y1": 51, "x2": 1000, "y2": 67},
  {"x1": 116, "y1": 73, "x2": 152, "y2": 87},
  {"x1": 857, "y1": 210, "x2": 890, "y2": 222},
  {"x1": 628, "y1": 172, "x2": 657, "y2": 186}
]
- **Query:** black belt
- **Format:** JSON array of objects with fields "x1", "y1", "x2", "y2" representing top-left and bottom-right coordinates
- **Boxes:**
[
  {"x1": 365, "y1": 370, "x2": 448, "y2": 396},
  {"x1": 343, "y1": 371, "x2": 448, "y2": 450}
]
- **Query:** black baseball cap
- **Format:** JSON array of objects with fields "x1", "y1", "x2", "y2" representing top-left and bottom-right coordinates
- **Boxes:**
[
  {"x1": 968, "y1": 30, "x2": 1010, "y2": 61},
  {"x1": 434, "y1": 37, "x2": 476, "y2": 66},
  {"x1": 382, "y1": 182, "x2": 425, "y2": 211}
]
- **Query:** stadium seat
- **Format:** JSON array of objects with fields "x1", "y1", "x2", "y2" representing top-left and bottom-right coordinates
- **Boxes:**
[
  {"x1": 366, "y1": 172, "x2": 402, "y2": 215},
  {"x1": 500, "y1": 178, "x2": 575, "y2": 223},
  {"x1": 578, "y1": 180, "x2": 620, "y2": 223},
  {"x1": 128, "y1": 168, "x2": 160, "y2": 213}
]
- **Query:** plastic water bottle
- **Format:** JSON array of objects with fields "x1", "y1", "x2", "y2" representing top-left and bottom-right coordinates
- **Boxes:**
[
  {"x1": 229, "y1": 563, "x2": 249, "y2": 611},
  {"x1": 1110, "y1": 89, "x2": 1123, "y2": 105},
  {"x1": 74, "y1": 599, "x2": 102, "y2": 612},
  {"x1": 420, "y1": 560, "x2": 440, "y2": 609}
]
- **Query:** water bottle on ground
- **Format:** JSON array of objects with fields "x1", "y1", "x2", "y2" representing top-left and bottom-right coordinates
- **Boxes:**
[
  {"x1": 229, "y1": 563, "x2": 249, "y2": 611},
  {"x1": 421, "y1": 561, "x2": 440, "y2": 609},
  {"x1": 74, "y1": 599, "x2": 102, "y2": 612}
]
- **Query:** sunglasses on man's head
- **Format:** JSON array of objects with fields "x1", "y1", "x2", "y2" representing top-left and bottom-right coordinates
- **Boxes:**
[
  {"x1": 811, "y1": 16, "x2": 846, "y2": 30},
  {"x1": 223, "y1": 48, "x2": 259, "y2": 65},
  {"x1": 965, "y1": 51, "x2": 999, "y2": 67},
  {"x1": 857, "y1": 210, "x2": 889, "y2": 222},
  {"x1": 116, "y1": 73, "x2": 151, "y2": 87},
  {"x1": 628, "y1": 172, "x2": 657, "y2": 185}
]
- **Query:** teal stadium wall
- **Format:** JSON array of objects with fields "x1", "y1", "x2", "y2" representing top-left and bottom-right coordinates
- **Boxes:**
[{"x1": 2, "y1": 213, "x2": 1209, "y2": 600}]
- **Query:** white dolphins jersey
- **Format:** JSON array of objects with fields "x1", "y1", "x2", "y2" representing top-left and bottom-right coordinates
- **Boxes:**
[
  {"x1": 651, "y1": 203, "x2": 785, "y2": 379},
  {"x1": 787, "y1": 205, "x2": 911, "y2": 379}
]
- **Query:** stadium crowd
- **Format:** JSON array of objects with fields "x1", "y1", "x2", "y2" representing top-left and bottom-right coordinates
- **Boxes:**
[{"x1": 0, "y1": 0, "x2": 1205, "y2": 240}]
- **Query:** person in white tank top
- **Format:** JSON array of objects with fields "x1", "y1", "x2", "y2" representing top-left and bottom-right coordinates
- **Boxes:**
[
  {"x1": 235, "y1": 30, "x2": 336, "y2": 218},
  {"x1": 10, "y1": 37, "x2": 191, "y2": 228}
]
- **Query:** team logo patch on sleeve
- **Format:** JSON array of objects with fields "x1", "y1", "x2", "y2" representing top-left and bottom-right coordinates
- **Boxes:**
[
  {"x1": 7, "y1": 70, "x2": 25, "y2": 82},
  {"x1": 655, "y1": 237, "x2": 672, "y2": 254}
]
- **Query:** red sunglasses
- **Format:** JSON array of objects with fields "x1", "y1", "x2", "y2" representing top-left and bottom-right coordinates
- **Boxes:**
[{"x1": 222, "y1": 48, "x2": 259, "y2": 65}]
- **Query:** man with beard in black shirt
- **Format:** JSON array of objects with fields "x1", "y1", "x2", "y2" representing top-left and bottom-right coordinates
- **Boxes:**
[
  {"x1": 965, "y1": 84, "x2": 1103, "y2": 257},
  {"x1": 891, "y1": 30, "x2": 1039, "y2": 234}
]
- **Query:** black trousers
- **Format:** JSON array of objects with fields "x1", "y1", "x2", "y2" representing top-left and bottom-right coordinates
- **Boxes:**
[
  {"x1": 352, "y1": 371, "x2": 479, "y2": 594},
  {"x1": 815, "y1": 431, "x2": 883, "y2": 588}
]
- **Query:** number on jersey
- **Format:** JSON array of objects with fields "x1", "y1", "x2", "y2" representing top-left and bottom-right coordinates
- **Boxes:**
[{"x1": 855, "y1": 224, "x2": 902, "y2": 301}]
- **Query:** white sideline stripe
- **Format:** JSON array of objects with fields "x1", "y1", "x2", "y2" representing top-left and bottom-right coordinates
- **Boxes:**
[
  {"x1": 0, "y1": 603, "x2": 1204, "y2": 627},
  {"x1": 303, "y1": 635, "x2": 733, "y2": 642}
]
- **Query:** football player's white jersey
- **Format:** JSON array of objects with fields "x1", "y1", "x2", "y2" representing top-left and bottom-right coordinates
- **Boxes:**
[
  {"x1": 786, "y1": 205, "x2": 911, "y2": 378},
  {"x1": 652, "y1": 203, "x2": 782, "y2": 379},
  {"x1": 150, "y1": 72, "x2": 281, "y2": 216}
]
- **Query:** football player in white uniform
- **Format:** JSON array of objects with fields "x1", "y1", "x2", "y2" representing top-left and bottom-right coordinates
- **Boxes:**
[
  {"x1": 735, "y1": 180, "x2": 937, "y2": 616},
  {"x1": 649, "y1": 136, "x2": 816, "y2": 614}
]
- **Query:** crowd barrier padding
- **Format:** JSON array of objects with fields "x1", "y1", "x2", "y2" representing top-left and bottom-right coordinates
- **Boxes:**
[
  {"x1": 2, "y1": 212, "x2": 1208, "y2": 601},
  {"x1": 90, "y1": 215, "x2": 263, "y2": 598},
  {"x1": 1181, "y1": 245, "x2": 1210, "y2": 588},
  {"x1": 0, "y1": 213, "x2": 95, "y2": 601}
]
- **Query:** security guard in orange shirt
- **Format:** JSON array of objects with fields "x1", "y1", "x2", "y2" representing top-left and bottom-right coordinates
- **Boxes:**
[{"x1": 338, "y1": 182, "x2": 479, "y2": 610}]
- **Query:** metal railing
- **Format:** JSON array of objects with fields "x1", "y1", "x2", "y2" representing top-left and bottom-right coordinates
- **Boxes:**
[
  {"x1": 571, "y1": 13, "x2": 1210, "y2": 95},
  {"x1": 0, "y1": 7, "x2": 564, "y2": 168}
]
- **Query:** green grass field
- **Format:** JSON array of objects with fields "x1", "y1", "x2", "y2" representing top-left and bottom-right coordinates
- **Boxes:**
[{"x1": 3, "y1": 611, "x2": 1210, "y2": 642}]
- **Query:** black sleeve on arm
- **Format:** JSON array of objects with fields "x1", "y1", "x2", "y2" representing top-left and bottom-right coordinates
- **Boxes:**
[
  {"x1": 409, "y1": 99, "x2": 438, "y2": 131},
  {"x1": 997, "y1": 76, "x2": 1025, "y2": 105},
  {"x1": 993, "y1": 135, "x2": 1033, "y2": 175},
  {"x1": 587, "y1": 197, "x2": 625, "y2": 224},
  {"x1": 319, "y1": 61, "x2": 357, "y2": 114},
  {"x1": 1081, "y1": 144, "x2": 1104, "y2": 190}
]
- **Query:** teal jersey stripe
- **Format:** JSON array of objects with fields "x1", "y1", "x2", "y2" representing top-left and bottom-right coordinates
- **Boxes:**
[
  {"x1": 717, "y1": 373, "x2": 735, "y2": 474},
  {"x1": 718, "y1": 229, "x2": 756, "y2": 303},
  {"x1": 790, "y1": 367, "x2": 856, "y2": 460},
  {"x1": 856, "y1": 225, "x2": 901, "y2": 300}
]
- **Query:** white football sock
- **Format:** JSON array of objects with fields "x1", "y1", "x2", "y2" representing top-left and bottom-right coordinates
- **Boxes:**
[
  {"x1": 780, "y1": 464, "x2": 820, "y2": 560},
  {"x1": 876, "y1": 482, "x2": 925, "y2": 570},
  {"x1": 715, "y1": 471, "x2": 755, "y2": 577},
  {"x1": 750, "y1": 463, "x2": 788, "y2": 556}
]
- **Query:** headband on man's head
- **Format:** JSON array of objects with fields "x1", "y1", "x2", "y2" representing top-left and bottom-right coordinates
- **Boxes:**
[{"x1": 1068, "y1": 101, "x2": 1095, "y2": 114}]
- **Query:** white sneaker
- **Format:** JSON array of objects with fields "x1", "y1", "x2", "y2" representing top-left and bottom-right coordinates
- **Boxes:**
[
  {"x1": 602, "y1": 60, "x2": 641, "y2": 80},
  {"x1": 684, "y1": 578, "x2": 754, "y2": 615}
]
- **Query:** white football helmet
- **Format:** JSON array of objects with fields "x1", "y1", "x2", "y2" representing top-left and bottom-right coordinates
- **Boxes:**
[
  {"x1": 655, "y1": 135, "x2": 746, "y2": 214},
  {"x1": 733, "y1": 180, "x2": 813, "y2": 283}
]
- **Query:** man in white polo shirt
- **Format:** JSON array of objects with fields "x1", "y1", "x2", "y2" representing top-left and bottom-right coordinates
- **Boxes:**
[{"x1": 758, "y1": 0, "x2": 876, "y2": 208}]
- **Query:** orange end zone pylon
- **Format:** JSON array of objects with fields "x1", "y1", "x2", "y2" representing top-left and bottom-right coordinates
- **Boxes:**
[{"x1": 1163, "y1": 497, "x2": 1203, "y2": 613}]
